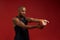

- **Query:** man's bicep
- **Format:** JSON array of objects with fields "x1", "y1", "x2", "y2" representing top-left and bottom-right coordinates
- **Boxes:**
[
  {"x1": 26, "y1": 17, "x2": 34, "y2": 22},
  {"x1": 12, "y1": 18, "x2": 26, "y2": 28}
]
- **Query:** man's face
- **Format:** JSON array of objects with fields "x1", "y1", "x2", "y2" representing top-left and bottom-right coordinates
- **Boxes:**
[{"x1": 19, "y1": 7, "x2": 26, "y2": 16}]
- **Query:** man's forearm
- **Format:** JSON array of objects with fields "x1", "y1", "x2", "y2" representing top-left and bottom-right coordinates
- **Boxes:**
[
  {"x1": 30, "y1": 18, "x2": 43, "y2": 23},
  {"x1": 24, "y1": 25, "x2": 38, "y2": 29}
]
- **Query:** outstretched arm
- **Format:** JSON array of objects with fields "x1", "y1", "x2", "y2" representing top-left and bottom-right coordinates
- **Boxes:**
[
  {"x1": 12, "y1": 18, "x2": 40, "y2": 29},
  {"x1": 26, "y1": 17, "x2": 49, "y2": 26}
]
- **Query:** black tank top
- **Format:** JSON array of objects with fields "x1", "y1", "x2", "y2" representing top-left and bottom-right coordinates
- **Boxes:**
[{"x1": 14, "y1": 16, "x2": 29, "y2": 40}]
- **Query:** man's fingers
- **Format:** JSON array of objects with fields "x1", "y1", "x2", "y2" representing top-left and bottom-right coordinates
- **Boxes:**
[
  {"x1": 41, "y1": 20, "x2": 49, "y2": 26},
  {"x1": 44, "y1": 20, "x2": 49, "y2": 23}
]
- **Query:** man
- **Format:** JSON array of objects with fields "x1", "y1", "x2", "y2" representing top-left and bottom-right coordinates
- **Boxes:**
[{"x1": 12, "y1": 6, "x2": 49, "y2": 40}]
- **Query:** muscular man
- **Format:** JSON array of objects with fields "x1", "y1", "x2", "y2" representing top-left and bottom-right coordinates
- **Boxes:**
[{"x1": 12, "y1": 6, "x2": 49, "y2": 40}]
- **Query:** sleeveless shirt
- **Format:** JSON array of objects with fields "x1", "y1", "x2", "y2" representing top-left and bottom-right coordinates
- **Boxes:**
[{"x1": 14, "y1": 16, "x2": 29, "y2": 40}]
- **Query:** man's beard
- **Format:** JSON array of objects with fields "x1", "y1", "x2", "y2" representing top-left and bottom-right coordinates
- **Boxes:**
[{"x1": 19, "y1": 14, "x2": 25, "y2": 18}]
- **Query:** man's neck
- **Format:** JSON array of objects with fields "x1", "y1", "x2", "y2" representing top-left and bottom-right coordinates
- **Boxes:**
[{"x1": 18, "y1": 15, "x2": 25, "y2": 18}]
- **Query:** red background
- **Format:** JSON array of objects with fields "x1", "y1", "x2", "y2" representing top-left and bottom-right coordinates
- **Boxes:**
[{"x1": 0, "y1": 0, "x2": 60, "y2": 40}]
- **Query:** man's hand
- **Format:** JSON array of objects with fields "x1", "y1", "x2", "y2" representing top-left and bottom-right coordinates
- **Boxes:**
[
  {"x1": 41, "y1": 19, "x2": 49, "y2": 26},
  {"x1": 37, "y1": 19, "x2": 49, "y2": 29}
]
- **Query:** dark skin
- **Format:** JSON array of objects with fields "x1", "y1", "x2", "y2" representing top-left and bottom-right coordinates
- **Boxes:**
[{"x1": 12, "y1": 7, "x2": 49, "y2": 29}]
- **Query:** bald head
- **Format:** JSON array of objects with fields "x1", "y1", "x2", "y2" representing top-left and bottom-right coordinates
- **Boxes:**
[{"x1": 18, "y1": 6, "x2": 26, "y2": 17}]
